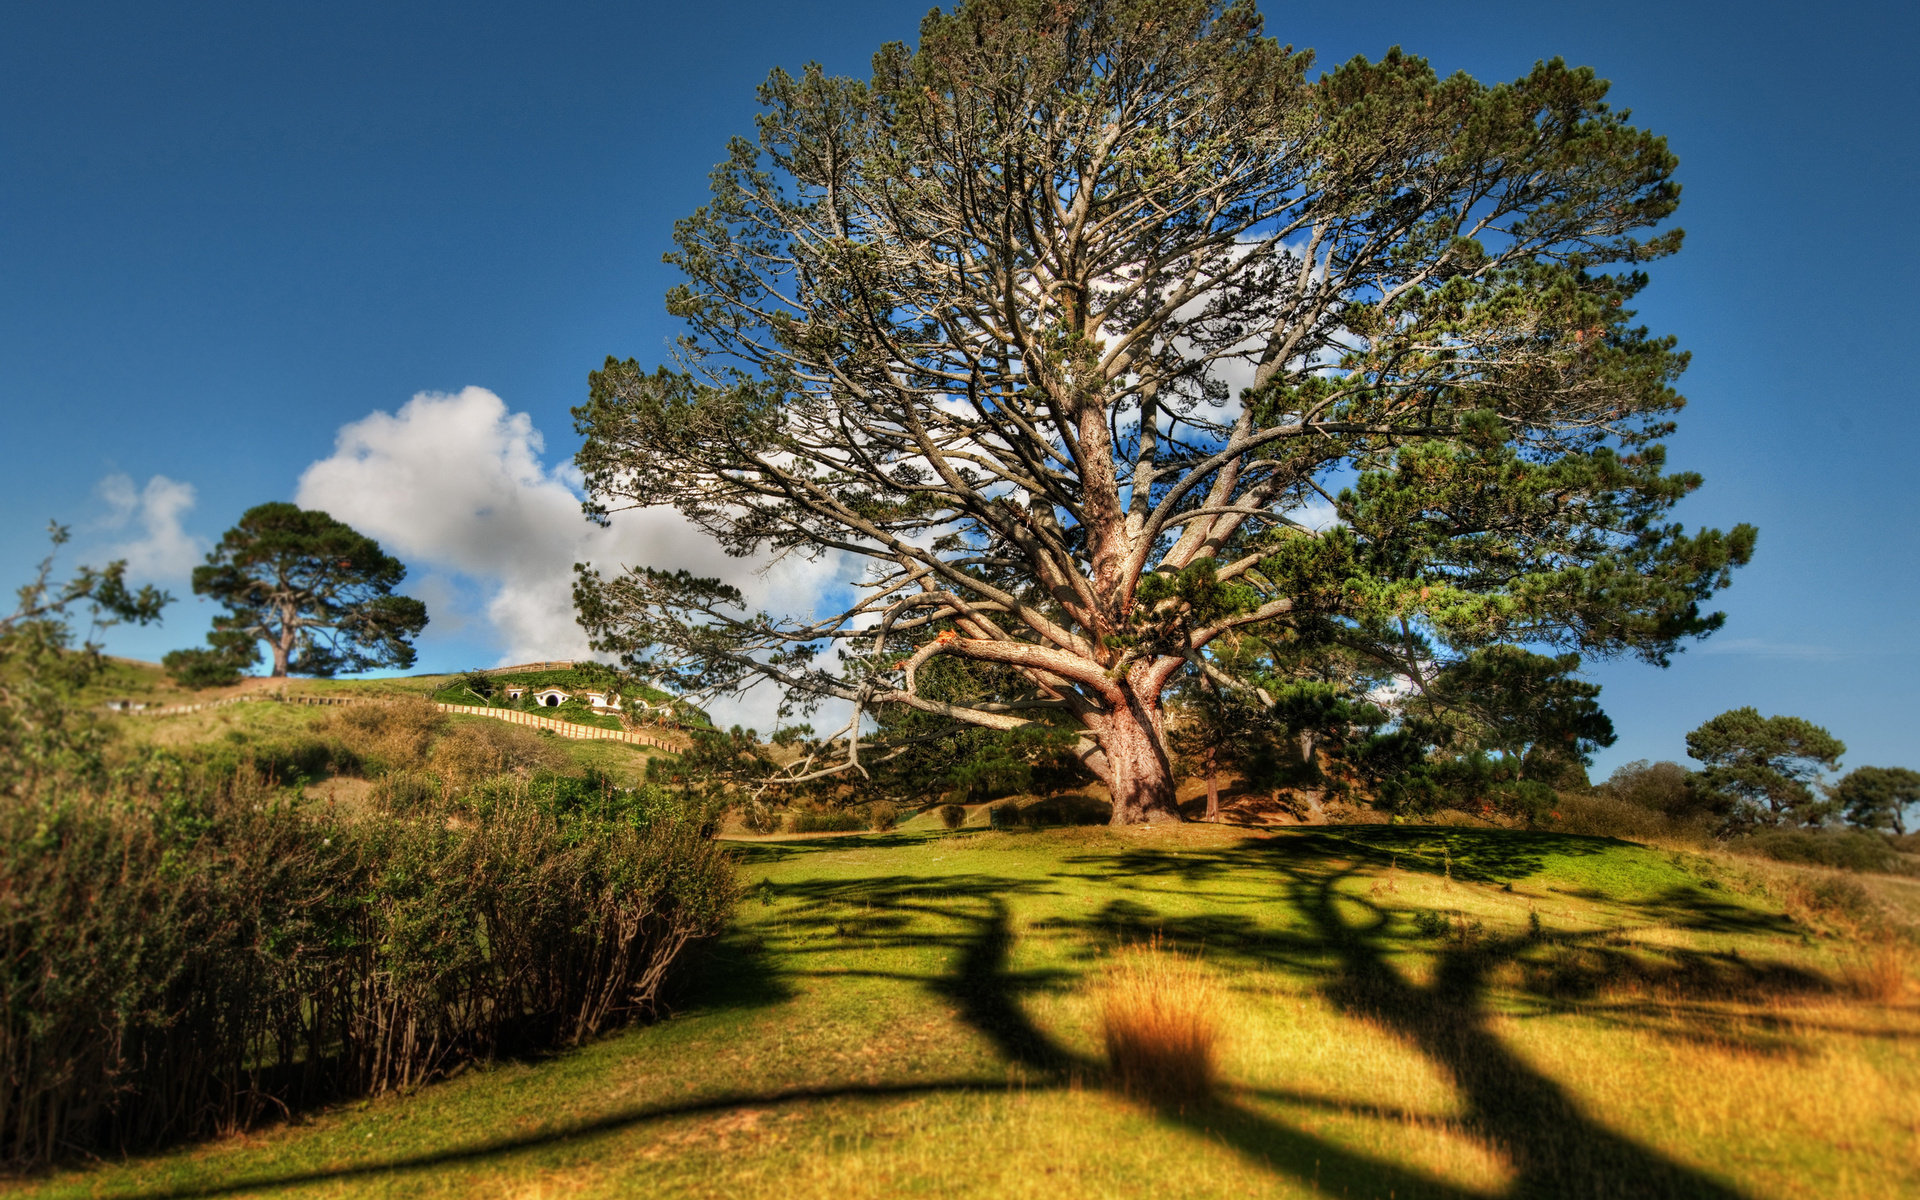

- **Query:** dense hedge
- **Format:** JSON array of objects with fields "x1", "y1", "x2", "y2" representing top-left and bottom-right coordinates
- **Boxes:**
[{"x1": 0, "y1": 765, "x2": 736, "y2": 1168}]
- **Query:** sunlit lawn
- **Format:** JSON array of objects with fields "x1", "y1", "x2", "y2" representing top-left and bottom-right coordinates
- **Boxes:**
[{"x1": 23, "y1": 822, "x2": 1918, "y2": 1199}]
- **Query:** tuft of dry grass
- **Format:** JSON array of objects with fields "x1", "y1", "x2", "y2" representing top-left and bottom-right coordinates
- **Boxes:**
[
  {"x1": 1100, "y1": 938, "x2": 1220, "y2": 1109},
  {"x1": 1843, "y1": 939, "x2": 1913, "y2": 1002}
]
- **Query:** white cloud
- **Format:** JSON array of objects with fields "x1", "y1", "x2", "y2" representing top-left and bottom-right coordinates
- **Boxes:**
[
  {"x1": 295, "y1": 387, "x2": 854, "y2": 730},
  {"x1": 94, "y1": 473, "x2": 206, "y2": 582}
]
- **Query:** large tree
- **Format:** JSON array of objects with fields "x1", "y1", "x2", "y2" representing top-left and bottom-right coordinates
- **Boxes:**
[
  {"x1": 190, "y1": 503, "x2": 428, "y2": 677},
  {"x1": 573, "y1": 0, "x2": 1753, "y2": 823}
]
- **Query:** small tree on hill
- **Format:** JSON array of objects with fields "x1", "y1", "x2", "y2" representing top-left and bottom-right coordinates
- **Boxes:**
[
  {"x1": 1834, "y1": 766, "x2": 1920, "y2": 836},
  {"x1": 162, "y1": 626, "x2": 261, "y2": 688},
  {"x1": 189, "y1": 502, "x2": 428, "y2": 677},
  {"x1": 1685, "y1": 707, "x2": 1844, "y2": 828},
  {"x1": 573, "y1": 0, "x2": 1753, "y2": 823}
]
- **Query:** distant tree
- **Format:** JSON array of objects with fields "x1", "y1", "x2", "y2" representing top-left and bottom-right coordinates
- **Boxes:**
[
  {"x1": 190, "y1": 503, "x2": 428, "y2": 677},
  {"x1": 1685, "y1": 707, "x2": 1844, "y2": 828},
  {"x1": 573, "y1": 0, "x2": 1754, "y2": 824},
  {"x1": 1834, "y1": 766, "x2": 1920, "y2": 836}
]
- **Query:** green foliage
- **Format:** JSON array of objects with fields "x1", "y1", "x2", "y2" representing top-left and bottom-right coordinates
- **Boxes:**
[
  {"x1": 739, "y1": 800, "x2": 783, "y2": 835},
  {"x1": 1686, "y1": 708, "x2": 1846, "y2": 828},
  {"x1": 569, "y1": 0, "x2": 1752, "y2": 823},
  {"x1": 189, "y1": 502, "x2": 428, "y2": 677},
  {"x1": 1420, "y1": 646, "x2": 1615, "y2": 787},
  {"x1": 1378, "y1": 751, "x2": 1560, "y2": 826},
  {"x1": 161, "y1": 626, "x2": 260, "y2": 688},
  {"x1": 0, "y1": 766, "x2": 736, "y2": 1167},
  {"x1": 1, "y1": 524, "x2": 170, "y2": 797},
  {"x1": 459, "y1": 668, "x2": 497, "y2": 699},
  {"x1": 1835, "y1": 766, "x2": 1920, "y2": 836},
  {"x1": 646, "y1": 724, "x2": 778, "y2": 801},
  {"x1": 1596, "y1": 759, "x2": 1711, "y2": 819},
  {"x1": 938, "y1": 803, "x2": 967, "y2": 830},
  {"x1": 790, "y1": 810, "x2": 864, "y2": 833}
]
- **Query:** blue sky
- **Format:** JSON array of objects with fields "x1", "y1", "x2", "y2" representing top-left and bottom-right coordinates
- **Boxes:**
[{"x1": 3, "y1": 0, "x2": 1914, "y2": 775}]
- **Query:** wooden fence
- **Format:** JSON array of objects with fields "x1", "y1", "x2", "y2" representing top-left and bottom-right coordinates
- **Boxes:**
[
  {"x1": 432, "y1": 703, "x2": 682, "y2": 750},
  {"x1": 106, "y1": 692, "x2": 683, "y2": 752}
]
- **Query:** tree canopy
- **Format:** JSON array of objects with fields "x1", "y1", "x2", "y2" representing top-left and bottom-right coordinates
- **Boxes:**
[
  {"x1": 1685, "y1": 707, "x2": 1845, "y2": 828},
  {"x1": 1835, "y1": 766, "x2": 1920, "y2": 836},
  {"x1": 189, "y1": 502, "x2": 428, "y2": 678},
  {"x1": 573, "y1": 0, "x2": 1754, "y2": 822}
]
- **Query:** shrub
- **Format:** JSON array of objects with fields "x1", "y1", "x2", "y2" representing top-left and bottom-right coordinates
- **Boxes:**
[
  {"x1": 160, "y1": 646, "x2": 245, "y2": 689},
  {"x1": 0, "y1": 768, "x2": 736, "y2": 1167},
  {"x1": 428, "y1": 718, "x2": 567, "y2": 786},
  {"x1": 937, "y1": 803, "x2": 967, "y2": 830},
  {"x1": 1552, "y1": 792, "x2": 1710, "y2": 844},
  {"x1": 1596, "y1": 759, "x2": 1709, "y2": 818},
  {"x1": 1100, "y1": 940, "x2": 1219, "y2": 1110},
  {"x1": 323, "y1": 697, "x2": 445, "y2": 774},
  {"x1": 1018, "y1": 793, "x2": 1110, "y2": 826},
  {"x1": 790, "y1": 809, "x2": 864, "y2": 833},
  {"x1": 1728, "y1": 829, "x2": 1915, "y2": 875},
  {"x1": 739, "y1": 800, "x2": 782, "y2": 835},
  {"x1": 988, "y1": 801, "x2": 1022, "y2": 829},
  {"x1": 866, "y1": 800, "x2": 899, "y2": 831}
]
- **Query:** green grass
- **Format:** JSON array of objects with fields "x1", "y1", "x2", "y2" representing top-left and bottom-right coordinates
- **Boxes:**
[{"x1": 15, "y1": 823, "x2": 1916, "y2": 1199}]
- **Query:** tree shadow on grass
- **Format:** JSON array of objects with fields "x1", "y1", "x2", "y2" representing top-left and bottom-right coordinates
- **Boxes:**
[{"x1": 1056, "y1": 834, "x2": 1760, "y2": 1199}]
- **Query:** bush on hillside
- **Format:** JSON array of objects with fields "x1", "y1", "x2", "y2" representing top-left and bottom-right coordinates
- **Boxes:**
[
  {"x1": 321, "y1": 697, "x2": 445, "y2": 773},
  {"x1": 1551, "y1": 792, "x2": 1713, "y2": 844},
  {"x1": 739, "y1": 800, "x2": 782, "y2": 835},
  {"x1": 790, "y1": 810, "x2": 864, "y2": 833},
  {"x1": 0, "y1": 767, "x2": 736, "y2": 1168},
  {"x1": 1727, "y1": 829, "x2": 1917, "y2": 876},
  {"x1": 162, "y1": 731, "x2": 360, "y2": 786},
  {"x1": 938, "y1": 803, "x2": 966, "y2": 830},
  {"x1": 428, "y1": 718, "x2": 568, "y2": 786},
  {"x1": 1378, "y1": 752, "x2": 1558, "y2": 825},
  {"x1": 159, "y1": 646, "x2": 245, "y2": 688},
  {"x1": 1596, "y1": 759, "x2": 1718, "y2": 820},
  {"x1": 866, "y1": 800, "x2": 899, "y2": 831}
]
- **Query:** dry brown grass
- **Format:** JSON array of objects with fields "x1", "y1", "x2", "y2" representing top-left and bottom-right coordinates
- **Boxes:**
[
  {"x1": 1843, "y1": 940, "x2": 1913, "y2": 1002},
  {"x1": 430, "y1": 718, "x2": 570, "y2": 785},
  {"x1": 323, "y1": 696, "x2": 446, "y2": 772},
  {"x1": 1100, "y1": 938, "x2": 1220, "y2": 1109}
]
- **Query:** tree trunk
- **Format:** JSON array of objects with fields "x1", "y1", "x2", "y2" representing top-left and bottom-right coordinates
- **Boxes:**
[
  {"x1": 1204, "y1": 745, "x2": 1220, "y2": 822},
  {"x1": 1098, "y1": 695, "x2": 1183, "y2": 825}
]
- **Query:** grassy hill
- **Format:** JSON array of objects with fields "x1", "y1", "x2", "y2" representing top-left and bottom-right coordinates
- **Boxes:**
[
  {"x1": 17, "y1": 819, "x2": 1916, "y2": 1200},
  {"x1": 96, "y1": 666, "x2": 671, "y2": 786}
]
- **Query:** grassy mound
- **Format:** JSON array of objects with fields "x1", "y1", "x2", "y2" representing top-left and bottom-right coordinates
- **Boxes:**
[{"x1": 17, "y1": 824, "x2": 1916, "y2": 1199}]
